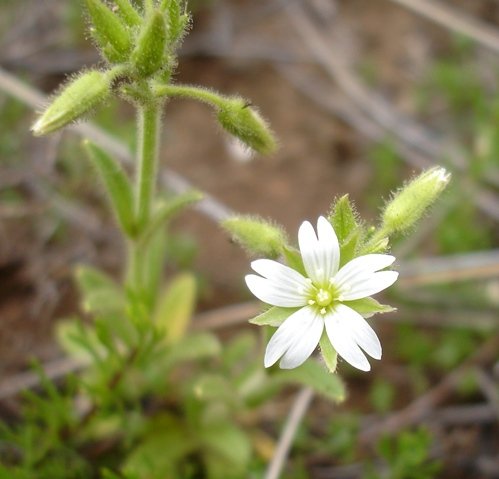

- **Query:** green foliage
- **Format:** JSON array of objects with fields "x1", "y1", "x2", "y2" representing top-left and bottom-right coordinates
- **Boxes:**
[
  {"x1": 369, "y1": 378, "x2": 395, "y2": 413},
  {"x1": 84, "y1": 141, "x2": 135, "y2": 235},
  {"x1": 153, "y1": 272, "x2": 197, "y2": 343},
  {"x1": 367, "y1": 428, "x2": 442, "y2": 479}
]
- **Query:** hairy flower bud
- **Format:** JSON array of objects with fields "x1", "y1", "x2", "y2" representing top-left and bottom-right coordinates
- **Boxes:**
[
  {"x1": 85, "y1": 0, "x2": 133, "y2": 63},
  {"x1": 131, "y1": 10, "x2": 167, "y2": 78},
  {"x1": 382, "y1": 167, "x2": 451, "y2": 233},
  {"x1": 217, "y1": 98, "x2": 277, "y2": 155},
  {"x1": 32, "y1": 70, "x2": 112, "y2": 136},
  {"x1": 223, "y1": 216, "x2": 287, "y2": 258}
]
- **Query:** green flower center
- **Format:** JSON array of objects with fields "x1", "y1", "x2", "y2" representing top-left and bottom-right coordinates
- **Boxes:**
[{"x1": 306, "y1": 281, "x2": 339, "y2": 315}]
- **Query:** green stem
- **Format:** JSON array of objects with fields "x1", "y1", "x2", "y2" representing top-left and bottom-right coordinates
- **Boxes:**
[
  {"x1": 135, "y1": 103, "x2": 160, "y2": 232},
  {"x1": 153, "y1": 83, "x2": 226, "y2": 108}
]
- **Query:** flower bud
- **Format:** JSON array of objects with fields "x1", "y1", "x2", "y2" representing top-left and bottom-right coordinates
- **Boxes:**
[
  {"x1": 382, "y1": 167, "x2": 451, "y2": 233},
  {"x1": 85, "y1": 0, "x2": 132, "y2": 63},
  {"x1": 217, "y1": 98, "x2": 277, "y2": 155},
  {"x1": 223, "y1": 216, "x2": 287, "y2": 259},
  {"x1": 32, "y1": 70, "x2": 112, "y2": 136},
  {"x1": 131, "y1": 10, "x2": 167, "y2": 78}
]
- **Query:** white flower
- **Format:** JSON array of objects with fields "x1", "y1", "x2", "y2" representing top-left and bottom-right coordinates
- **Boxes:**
[{"x1": 245, "y1": 216, "x2": 398, "y2": 371}]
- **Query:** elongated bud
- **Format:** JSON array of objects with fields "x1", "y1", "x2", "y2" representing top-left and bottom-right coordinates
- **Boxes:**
[
  {"x1": 32, "y1": 70, "x2": 112, "y2": 136},
  {"x1": 382, "y1": 167, "x2": 451, "y2": 233},
  {"x1": 85, "y1": 0, "x2": 132, "y2": 63},
  {"x1": 223, "y1": 216, "x2": 287, "y2": 258},
  {"x1": 131, "y1": 10, "x2": 167, "y2": 78},
  {"x1": 162, "y1": 0, "x2": 190, "y2": 45},
  {"x1": 217, "y1": 98, "x2": 277, "y2": 155}
]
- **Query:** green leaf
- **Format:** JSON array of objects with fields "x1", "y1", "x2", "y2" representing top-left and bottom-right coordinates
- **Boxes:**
[
  {"x1": 319, "y1": 333, "x2": 338, "y2": 373},
  {"x1": 123, "y1": 415, "x2": 195, "y2": 478},
  {"x1": 137, "y1": 227, "x2": 168, "y2": 310},
  {"x1": 343, "y1": 297, "x2": 395, "y2": 318},
  {"x1": 162, "y1": 333, "x2": 221, "y2": 369},
  {"x1": 75, "y1": 264, "x2": 125, "y2": 315},
  {"x1": 153, "y1": 272, "x2": 196, "y2": 343},
  {"x1": 249, "y1": 306, "x2": 299, "y2": 327},
  {"x1": 56, "y1": 319, "x2": 103, "y2": 364},
  {"x1": 199, "y1": 421, "x2": 251, "y2": 478},
  {"x1": 141, "y1": 190, "x2": 203, "y2": 245},
  {"x1": 329, "y1": 195, "x2": 359, "y2": 244},
  {"x1": 84, "y1": 141, "x2": 135, "y2": 235},
  {"x1": 222, "y1": 332, "x2": 257, "y2": 367},
  {"x1": 274, "y1": 360, "x2": 346, "y2": 402}
]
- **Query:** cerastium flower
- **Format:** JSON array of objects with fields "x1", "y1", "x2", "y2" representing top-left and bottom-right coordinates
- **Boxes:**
[{"x1": 246, "y1": 216, "x2": 398, "y2": 371}]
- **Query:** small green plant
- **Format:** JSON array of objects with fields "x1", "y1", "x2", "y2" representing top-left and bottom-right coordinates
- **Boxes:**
[
  {"x1": 365, "y1": 428, "x2": 442, "y2": 479},
  {"x1": 0, "y1": 1, "x2": 451, "y2": 477}
]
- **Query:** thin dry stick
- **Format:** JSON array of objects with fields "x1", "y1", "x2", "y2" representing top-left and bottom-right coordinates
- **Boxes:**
[
  {"x1": 359, "y1": 335, "x2": 499, "y2": 444},
  {"x1": 474, "y1": 368, "x2": 499, "y2": 420},
  {"x1": 0, "y1": 66, "x2": 233, "y2": 223},
  {"x1": 388, "y1": 0, "x2": 499, "y2": 55},
  {"x1": 283, "y1": 4, "x2": 499, "y2": 219},
  {"x1": 264, "y1": 387, "x2": 314, "y2": 479}
]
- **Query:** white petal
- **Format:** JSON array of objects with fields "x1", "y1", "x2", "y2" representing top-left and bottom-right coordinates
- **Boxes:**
[
  {"x1": 298, "y1": 217, "x2": 340, "y2": 285},
  {"x1": 338, "y1": 271, "x2": 399, "y2": 301},
  {"x1": 251, "y1": 259, "x2": 310, "y2": 293},
  {"x1": 245, "y1": 274, "x2": 308, "y2": 307},
  {"x1": 279, "y1": 309, "x2": 324, "y2": 369},
  {"x1": 264, "y1": 306, "x2": 323, "y2": 368},
  {"x1": 334, "y1": 254, "x2": 395, "y2": 288},
  {"x1": 335, "y1": 304, "x2": 381, "y2": 359},
  {"x1": 324, "y1": 308, "x2": 371, "y2": 371}
]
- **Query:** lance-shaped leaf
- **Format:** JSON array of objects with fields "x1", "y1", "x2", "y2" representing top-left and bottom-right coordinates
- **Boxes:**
[
  {"x1": 153, "y1": 272, "x2": 197, "y2": 343},
  {"x1": 319, "y1": 333, "x2": 338, "y2": 373},
  {"x1": 84, "y1": 141, "x2": 135, "y2": 236},
  {"x1": 249, "y1": 306, "x2": 299, "y2": 327},
  {"x1": 141, "y1": 190, "x2": 203, "y2": 245}
]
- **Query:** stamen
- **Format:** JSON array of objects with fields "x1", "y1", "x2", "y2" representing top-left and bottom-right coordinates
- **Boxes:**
[
  {"x1": 320, "y1": 307, "x2": 327, "y2": 315},
  {"x1": 308, "y1": 299, "x2": 316, "y2": 305}
]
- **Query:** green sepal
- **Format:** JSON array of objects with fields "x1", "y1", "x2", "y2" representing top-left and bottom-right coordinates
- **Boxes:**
[
  {"x1": 131, "y1": 10, "x2": 167, "y2": 78},
  {"x1": 74, "y1": 264, "x2": 126, "y2": 315},
  {"x1": 329, "y1": 194, "x2": 359, "y2": 243},
  {"x1": 282, "y1": 245, "x2": 307, "y2": 276},
  {"x1": 32, "y1": 70, "x2": 112, "y2": 136},
  {"x1": 114, "y1": 0, "x2": 142, "y2": 27},
  {"x1": 85, "y1": 0, "x2": 133, "y2": 63},
  {"x1": 153, "y1": 272, "x2": 197, "y2": 343},
  {"x1": 223, "y1": 215, "x2": 287, "y2": 259},
  {"x1": 339, "y1": 228, "x2": 361, "y2": 266},
  {"x1": 273, "y1": 360, "x2": 345, "y2": 402},
  {"x1": 343, "y1": 297, "x2": 395, "y2": 318},
  {"x1": 161, "y1": 0, "x2": 190, "y2": 45},
  {"x1": 84, "y1": 141, "x2": 135, "y2": 236},
  {"x1": 319, "y1": 333, "x2": 338, "y2": 373},
  {"x1": 249, "y1": 306, "x2": 299, "y2": 327},
  {"x1": 217, "y1": 98, "x2": 277, "y2": 155},
  {"x1": 141, "y1": 190, "x2": 203, "y2": 245}
]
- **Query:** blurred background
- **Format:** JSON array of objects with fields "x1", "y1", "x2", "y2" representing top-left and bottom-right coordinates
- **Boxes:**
[{"x1": 0, "y1": 0, "x2": 498, "y2": 477}]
